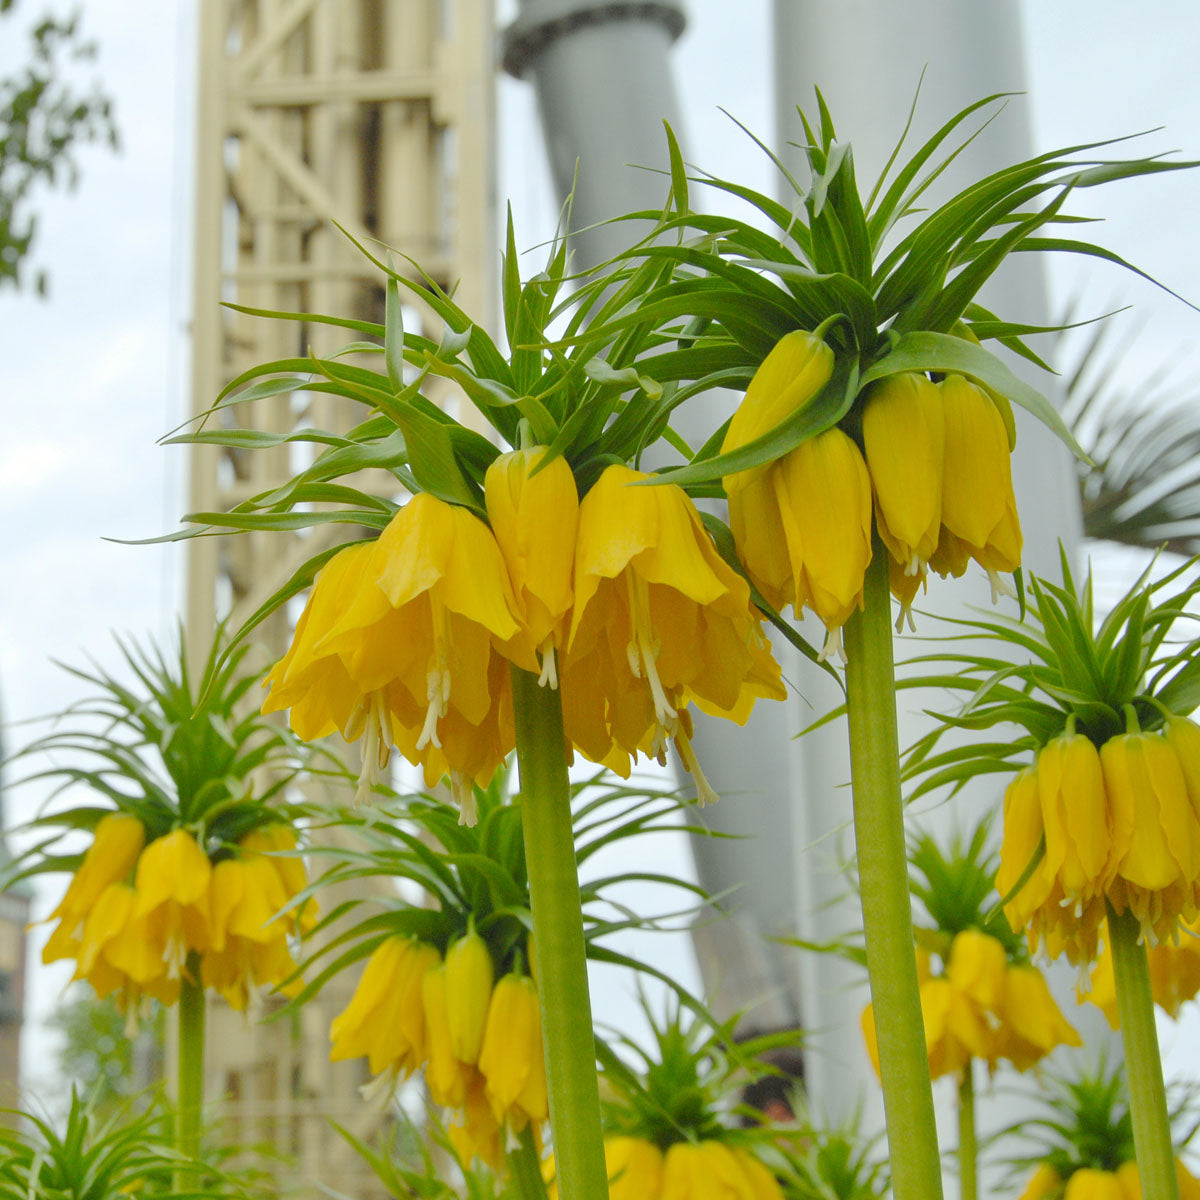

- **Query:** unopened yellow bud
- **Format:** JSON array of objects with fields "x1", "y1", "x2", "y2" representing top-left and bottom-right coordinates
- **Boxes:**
[
  {"x1": 722, "y1": 330, "x2": 834, "y2": 494},
  {"x1": 862, "y1": 371, "x2": 944, "y2": 575},
  {"x1": 444, "y1": 928, "x2": 494, "y2": 1064}
]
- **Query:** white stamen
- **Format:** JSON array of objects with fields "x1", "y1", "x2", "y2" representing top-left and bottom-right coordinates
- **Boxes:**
[
  {"x1": 359, "y1": 1065, "x2": 401, "y2": 1110},
  {"x1": 452, "y1": 772, "x2": 478, "y2": 827},
  {"x1": 818, "y1": 626, "x2": 847, "y2": 665},
  {"x1": 537, "y1": 641, "x2": 559, "y2": 689},
  {"x1": 416, "y1": 667, "x2": 447, "y2": 751},
  {"x1": 986, "y1": 568, "x2": 1017, "y2": 604}
]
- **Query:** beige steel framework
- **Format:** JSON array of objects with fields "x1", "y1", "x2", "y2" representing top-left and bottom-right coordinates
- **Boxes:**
[{"x1": 187, "y1": 1, "x2": 495, "y2": 1194}]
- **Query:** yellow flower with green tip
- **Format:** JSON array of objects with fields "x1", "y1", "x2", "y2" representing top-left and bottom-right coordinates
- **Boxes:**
[
  {"x1": 484, "y1": 445, "x2": 579, "y2": 688},
  {"x1": 566, "y1": 464, "x2": 784, "y2": 797},
  {"x1": 444, "y1": 925, "x2": 494, "y2": 1064},
  {"x1": 862, "y1": 371, "x2": 944, "y2": 579}
]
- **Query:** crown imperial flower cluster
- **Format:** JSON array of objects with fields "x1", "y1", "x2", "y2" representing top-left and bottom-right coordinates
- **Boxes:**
[
  {"x1": 722, "y1": 331, "x2": 1022, "y2": 657},
  {"x1": 999, "y1": 718, "x2": 1200, "y2": 961},
  {"x1": 43, "y1": 815, "x2": 314, "y2": 1022},
  {"x1": 329, "y1": 928, "x2": 545, "y2": 1168},
  {"x1": 264, "y1": 455, "x2": 784, "y2": 817},
  {"x1": 862, "y1": 927, "x2": 1078, "y2": 1080}
]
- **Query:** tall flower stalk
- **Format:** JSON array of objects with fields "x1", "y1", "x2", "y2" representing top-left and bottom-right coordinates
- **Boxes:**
[
  {"x1": 511, "y1": 668, "x2": 607, "y2": 1200},
  {"x1": 844, "y1": 549, "x2": 943, "y2": 1200}
]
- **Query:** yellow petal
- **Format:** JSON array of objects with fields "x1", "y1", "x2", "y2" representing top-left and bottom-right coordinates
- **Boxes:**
[{"x1": 444, "y1": 928, "x2": 494, "y2": 1064}]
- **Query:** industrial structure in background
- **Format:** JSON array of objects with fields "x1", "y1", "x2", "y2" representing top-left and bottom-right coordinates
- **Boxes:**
[
  {"x1": 187, "y1": 0, "x2": 1088, "y2": 1193},
  {"x1": 187, "y1": 1, "x2": 493, "y2": 1193}
]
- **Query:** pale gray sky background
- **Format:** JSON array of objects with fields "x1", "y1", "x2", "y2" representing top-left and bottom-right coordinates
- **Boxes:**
[{"x1": 3, "y1": 0, "x2": 1200, "y2": 1106}]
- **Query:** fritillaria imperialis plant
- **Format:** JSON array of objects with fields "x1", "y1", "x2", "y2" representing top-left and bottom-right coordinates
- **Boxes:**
[
  {"x1": 150, "y1": 83, "x2": 1198, "y2": 1199},
  {"x1": 904, "y1": 553, "x2": 1200, "y2": 1200},
  {"x1": 2, "y1": 631, "x2": 314, "y2": 1179}
]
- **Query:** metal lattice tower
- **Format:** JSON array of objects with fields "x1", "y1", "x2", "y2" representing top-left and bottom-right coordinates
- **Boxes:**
[{"x1": 187, "y1": 1, "x2": 495, "y2": 1192}]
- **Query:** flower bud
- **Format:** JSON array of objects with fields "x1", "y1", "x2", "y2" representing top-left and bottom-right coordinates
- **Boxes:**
[
  {"x1": 444, "y1": 927, "x2": 494, "y2": 1064},
  {"x1": 722, "y1": 330, "x2": 834, "y2": 494},
  {"x1": 862, "y1": 372, "x2": 944, "y2": 575}
]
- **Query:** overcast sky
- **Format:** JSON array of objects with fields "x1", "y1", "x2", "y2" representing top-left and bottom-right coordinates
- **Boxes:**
[{"x1": 4, "y1": 0, "x2": 1200, "y2": 1103}]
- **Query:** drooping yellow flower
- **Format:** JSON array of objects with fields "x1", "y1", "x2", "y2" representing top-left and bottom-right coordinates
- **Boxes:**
[
  {"x1": 200, "y1": 848, "x2": 305, "y2": 1012},
  {"x1": 329, "y1": 934, "x2": 440, "y2": 1076},
  {"x1": 475, "y1": 971, "x2": 547, "y2": 1128},
  {"x1": 1084, "y1": 915, "x2": 1200, "y2": 1026},
  {"x1": 444, "y1": 926, "x2": 494, "y2": 1064},
  {"x1": 998, "y1": 743, "x2": 1112, "y2": 964},
  {"x1": 1102, "y1": 731, "x2": 1200, "y2": 943},
  {"x1": 545, "y1": 1135, "x2": 665, "y2": 1200},
  {"x1": 264, "y1": 495, "x2": 533, "y2": 820},
  {"x1": 448, "y1": 1069, "x2": 504, "y2": 1171},
  {"x1": 421, "y1": 964, "x2": 470, "y2": 1107},
  {"x1": 863, "y1": 929, "x2": 1076, "y2": 1078},
  {"x1": 237, "y1": 824, "x2": 317, "y2": 936},
  {"x1": 1018, "y1": 1163, "x2": 1063, "y2": 1200},
  {"x1": 659, "y1": 1139, "x2": 784, "y2": 1200},
  {"x1": 995, "y1": 963, "x2": 1081, "y2": 1071},
  {"x1": 44, "y1": 813, "x2": 146, "y2": 955},
  {"x1": 74, "y1": 882, "x2": 181, "y2": 1015},
  {"x1": 722, "y1": 330, "x2": 834, "y2": 475},
  {"x1": 484, "y1": 446, "x2": 579, "y2": 688},
  {"x1": 861, "y1": 371, "x2": 944, "y2": 577},
  {"x1": 727, "y1": 429, "x2": 873, "y2": 662},
  {"x1": 567, "y1": 465, "x2": 784, "y2": 794},
  {"x1": 932, "y1": 373, "x2": 1022, "y2": 600},
  {"x1": 132, "y1": 829, "x2": 214, "y2": 979},
  {"x1": 1064, "y1": 1167, "x2": 1124, "y2": 1200},
  {"x1": 946, "y1": 927, "x2": 1007, "y2": 1013}
]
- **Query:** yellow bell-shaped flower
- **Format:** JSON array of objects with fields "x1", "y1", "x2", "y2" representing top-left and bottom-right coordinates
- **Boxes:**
[
  {"x1": 448, "y1": 1069, "x2": 504, "y2": 1171},
  {"x1": 1038, "y1": 733, "x2": 1114, "y2": 902},
  {"x1": 45, "y1": 813, "x2": 146, "y2": 951},
  {"x1": 946, "y1": 928, "x2": 1007, "y2": 1013},
  {"x1": 265, "y1": 494, "x2": 533, "y2": 821},
  {"x1": 476, "y1": 971, "x2": 547, "y2": 1127},
  {"x1": 721, "y1": 329, "x2": 834, "y2": 493},
  {"x1": 238, "y1": 824, "x2": 317, "y2": 936},
  {"x1": 861, "y1": 371, "x2": 944, "y2": 577},
  {"x1": 421, "y1": 964, "x2": 470, "y2": 1107},
  {"x1": 567, "y1": 464, "x2": 784, "y2": 794},
  {"x1": 546, "y1": 1135, "x2": 665, "y2": 1200},
  {"x1": 444, "y1": 926, "x2": 494, "y2": 1064},
  {"x1": 727, "y1": 427, "x2": 873, "y2": 662},
  {"x1": 133, "y1": 829, "x2": 214, "y2": 979},
  {"x1": 484, "y1": 446, "x2": 579, "y2": 688},
  {"x1": 1064, "y1": 1167, "x2": 1124, "y2": 1200},
  {"x1": 995, "y1": 962, "x2": 1080, "y2": 1071},
  {"x1": 934, "y1": 373, "x2": 1022, "y2": 600},
  {"x1": 329, "y1": 934, "x2": 440, "y2": 1075},
  {"x1": 1102, "y1": 730, "x2": 1200, "y2": 942},
  {"x1": 1018, "y1": 1164, "x2": 1063, "y2": 1200}
]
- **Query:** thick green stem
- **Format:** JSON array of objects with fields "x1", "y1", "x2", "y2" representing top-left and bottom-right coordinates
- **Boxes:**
[
  {"x1": 511, "y1": 666, "x2": 607, "y2": 1200},
  {"x1": 175, "y1": 962, "x2": 206, "y2": 1190},
  {"x1": 1109, "y1": 909, "x2": 1179, "y2": 1200},
  {"x1": 843, "y1": 547, "x2": 944, "y2": 1200},
  {"x1": 509, "y1": 1124, "x2": 551, "y2": 1200},
  {"x1": 958, "y1": 1064, "x2": 977, "y2": 1200}
]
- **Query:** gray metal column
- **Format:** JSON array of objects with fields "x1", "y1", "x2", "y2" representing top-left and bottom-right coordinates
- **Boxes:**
[{"x1": 502, "y1": 1, "x2": 687, "y2": 266}]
